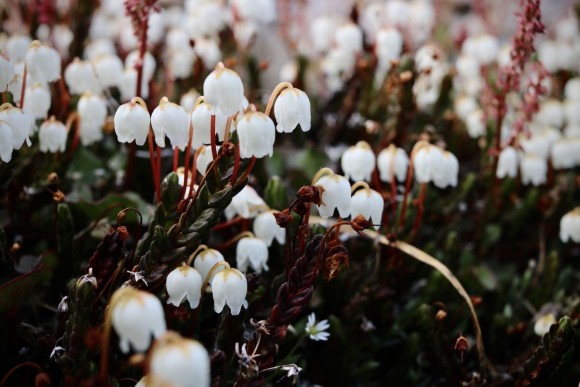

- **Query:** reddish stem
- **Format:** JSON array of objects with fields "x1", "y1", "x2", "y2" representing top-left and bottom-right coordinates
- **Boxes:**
[
  {"x1": 173, "y1": 147, "x2": 179, "y2": 172},
  {"x1": 0, "y1": 361, "x2": 42, "y2": 386},
  {"x1": 181, "y1": 122, "x2": 194, "y2": 199},
  {"x1": 210, "y1": 114, "x2": 218, "y2": 160},
  {"x1": 212, "y1": 215, "x2": 244, "y2": 231},
  {"x1": 19, "y1": 64, "x2": 27, "y2": 109},
  {"x1": 147, "y1": 128, "x2": 161, "y2": 203}
]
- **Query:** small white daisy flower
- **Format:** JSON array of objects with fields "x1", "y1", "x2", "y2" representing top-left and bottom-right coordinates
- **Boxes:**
[{"x1": 305, "y1": 313, "x2": 330, "y2": 341}]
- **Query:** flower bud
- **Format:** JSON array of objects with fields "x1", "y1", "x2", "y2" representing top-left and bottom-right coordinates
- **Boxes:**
[
  {"x1": 25, "y1": 41, "x2": 61, "y2": 83},
  {"x1": 203, "y1": 63, "x2": 244, "y2": 117},
  {"x1": 39, "y1": 117, "x2": 67, "y2": 153},
  {"x1": 151, "y1": 97, "x2": 189, "y2": 148},
  {"x1": 165, "y1": 266, "x2": 202, "y2": 309},
  {"x1": 254, "y1": 210, "x2": 286, "y2": 246},
  {"x1": 341, "y1": 141, "x2": 376, "y2": 182},
  {"x1": 236, "y1": 111, "x2": 276, "y2": 159},
  {"x1": 211, "y1": 268, "x2": 248, "y2": 315},
  {"x1": 236, "y1": 236, "x2": 269, "y2": 273},
  {"x1": 273, "y1": 87, "x2": 311, "y2": 133},
  {"x1": 114, "y1": 97, "x2": 151, "y2": 146}
]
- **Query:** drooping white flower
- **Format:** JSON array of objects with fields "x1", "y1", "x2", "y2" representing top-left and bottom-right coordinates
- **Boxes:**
[
  {"x1": 305, "y1": 313, "x2": 330, "y2": 341},
  {"x1": 39, "y1": 117, "x2": 67, "y2": 153},
  {"x1": 408, "y1": 0, "x2": 436, "y2": 48},
  {"x1": 274, "y1": 87, "x2": 311, "y2": 133},
  {"x1": 520, "y1": 154, "x2": 547, "y2": 186},
  {"x1": 236, "y1": 111, "x2": 276, "y2": 159},
  {"x1": 377, "y1": 144, "x2": 409, "y2": 183},
  {"x1": 236, "y1": 236, "x2": 269, "y2": 274},
  {"x1": 413, "y1": 142, "x2": 444, "y2": 184},
  {"x1": 534, "y1": 313, "x2": 556, "y2": 337},
  {"x1": 462, "y1": 34, "x2": 499, "y2": 65},
  {"x1": 465, "y1": 109, "x2": 486, "y2": 138},
  {"x1": 551, "y1": 138, "x2": 579, "y2": 169},
  {"x1": 454, "y1": 96, "x2": 479, "y2": 121},
  {"x1": 374, "y1": 28, "x2": 403, "y2": 84},
  {"x1": 335, "y1": 23, "x2": 363, "y2": 55},
  {"x1": 193, "y1": 248, "x2": 226, "y2": 284},
  {"x1": 194, "y1": 145, "x2": 219, "y2": 175},
  {"x1": 433, "y1": 151, "x2": 459, "y2": 189},
  {"x1": 311, "y1": 16, "x2": 340, "y2": 53},
  {"x1": 0, "y1": 120, "x2": 14, "y2": 162},
  {"x1": 0, "y1": 53, "x2": 15, "y2": 91},
  {"x1": 224, "y1": 185, "x2": 267, "y2": 220},
  {"x1": 125, "y1": 50, "x2": 157, "y2": 83},
  {"x1": 194, "y1": 37, "x2": 222, "y2": 70},
  {"x1": 148, "y1": 332, "x2": 210, "y2": 387},
  {"x1": 314, "y1": 171, "x2": 351, "y2": 218},
  {"x1": 8, "y1": 73, "x2": 24, "y2": 104},
  {"x1": 253, "y1": 210, "x2": 286, "y2": 246},
  {"x1": 77, "y1": 92, "x2": 107, "y2": 146},
  {"x1": 25, "y1": 41, "x2": 61, "y2": 83},
  {"x1": 203, "y1": 63, "x2": 245, "y2": 117},
  {"x1": 563, "y1": 100, "x2": 580, "y2": 125},
  {"x1": 151, "y1": 97, "x2": 189, "y2": 149},
  {"x1": 321, "y1": 47, "x2": 357, "y2": 93},
  {"x1": 560, "y1": 207, "x2": 580, "y2": 243},
  {"x1": 191, "y1": 101, "x2": 228, "y2": 145},
  {"x1": 119, "y1": 67, "x2": 149, "y2": 101},
  {"x1": 64, "y1": 58, "x2": 101, "y2": 95},
  {"x1": 23, "y1": 83, "x2": 51, "y2": 121},
  {"x1": 110, "y1": 287, "x2": 167, "y2": 353},
  {"x1": 92, "y1": 54, "x2": 124, "y2": 89},
  {"x1": 168, "y1": 47, "x2": 197, "y2": 80},
  {"x1": 351, "y1": 187, "x2": 384, "y2": 229},
  {"x1": 496, "y1": 146, "x2": 519, "y2": 178},
  {"x1": 360, "y1": 2, "x2": 385, "y2": 43},
  {"x1": 385, "y1": 0, "x2": 411, "y2": 28},
  {"x1": 341, "y1": 141, "x2": 376, "y2": 182},
  {"x1": 53, "y1": 24, "x2": 74, "y2": 58},
  {"x1": 7, "y1": 34, "x2": 32, "y2": 62},
  {"x1": 564, "y1": 77, "x2": 580, "y2": 101},
  {"x1": 165, "y1": 265, "x2": 202, "y2": 309},
  {"x1": 211, "y1": 268, "x2": 248, "y2": 315},
  {"x1": 114, "y1": 97, "x2": 151, "y2": 146},
  {"x1": 534, "y1": 99, "x2": 564, "y2": 129},
  {"x1": 180, "y1": 89, "x2": 200, "y2": 113},
  {"x1": 0, "y1": 103, "x2": 32, "y2": 149}
]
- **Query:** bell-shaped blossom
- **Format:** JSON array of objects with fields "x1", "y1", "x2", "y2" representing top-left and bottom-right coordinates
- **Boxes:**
[
  {"x1": 194, "y1": 248, "x2": 226, "y2": 284},
  {"x1": 0, "y1": 103, "x2": 32, "y2": 149},
  {"x1": 0, "y1": 121, "x2": 14, "y2": 162},
  {"x1": 39, "y1": 117, "x2": 67, "y2": 153},
  {"x1": 148, "y1": 332, "x2": 210, "y2": 387},
  {"x1": 53, "y1": 24, "x2": 74, "y2": 58},
  {"x1": 125, "y1": 50, "x2": 156, "y2": 83},
  {"x1": 237, "y1": 111, "x2": 276, "y2": 159},
  {"x1": 194, "y1": 38, "x2": 222, "y2": 70},
  {"x1": 341, "y1": 141, "x2": 376, "y2": 182},
  {"x1": 93, "y1": 54, "x2": 124, "y2": 89},
  {"x1": 23, "y1": 83, "x2": 51, "y2": 120},
  {"x1": 119, "y1": 67, "x2": 149, "y2": 101},
  {"x1": 496, "y1": 146, "x2": 518, "y2": 178},
  {"x1": 432, "y1": 151, "x2": 459, "y2": 189},
  {"x1": 520, "y1": 132, "x2": 554, "y2": 160},
  {"x1": 195, "y1": 145, "x2": 220, "y2": 175},
  {"x1": 64, "y1": 58, "x2": 101, "y2": 94},
  {"x1": 315, "y1": 172, "x2": 351, "y2": 218},
  {"x1": 563, "y1": 100, "x2": 580, "y2": 125},
  {"x1": 360, "y1": 3, "x2": 385, "y2": 43},
  {"x1": 169, "y1": 47, "x2": 197, "y2": 79},
  {"x1": 0, "y1": 53, "x2": 15, "y2": 91},
  {"x1": 560, "y1": 207, "x2": 580, "y2": 243},
  {"x1": 534, "y1": 99, "x2": 564, "y2": 129},
  {"x1": 224, "y1": 185, "x2": 267, "y2": 220},
  {"x1": 203, "y1": 63, "x2": 245, "y2": 117},
  {"x1": 78, "y1": 93, "x2": 107, "y2": 146},
  {"x1": 564, "y1": 77, "x2": 580, "y2": 101},
  {"x1": 114, "y1": 97, "x2": 151, "y2": 146},
  {"x1": 551, "y1": 138, "x2": 579, "y2": 169},
  {"x1": 110, "y1": 287, "x2": 167, "y2": 353},
  {"x1": 8, "y1": 74, "x2": 24, "y2": 105},
  {"x1": 413, "y1": 142, "x2": 444, "y2": 184},
  {"x1": 377, "y1": 144, "x2": 409, "y2": 182},
  {"x1": 454, "y1": 96, "x2": 479, "y2": 121},
  {"x1": 351, "y1": 187, "x2": 384, "y2": 229},
  {"x1": 253, "y1": 210, "x2": 286, "y2": 246},
  {"x1": 321, "y1": 47, "x2": 356, "y2": 93},
  {"x1": 25, "y1": 41, "x2": 61, "y2": 83},
  {"x1": 211, "y1": 268, "x2": 248, "y2": 315},
  {"x1": 335, "y1": 23, "x2": 363, "y2": 55},
  {"x1": 465, "y1": 109, "x2": 486, "y2": 138},
  {"x1": 165, "y1": 265, "x2": 202, "y2": 309},
  {"x1": 520, "y1": 154, "x2": 547, "y2": 186},
  {"x1": 7, "y1": 34, "x2": 32, "y2": 62},
  {"x1": 236, "y1": 236, "x2": 269, "y2": 273},
  {"x1": 151, "y1": 97, "x2": 189, "y2": 148},
  {"x1": 191, "y1": 101, "x2": 228, "y2": 144},
  {"x1": 375, "y1": 28, "x2": 403, "y2": 84},
  {"x1": 274, "y1": 87, "x2": 311, "y2": 133}
]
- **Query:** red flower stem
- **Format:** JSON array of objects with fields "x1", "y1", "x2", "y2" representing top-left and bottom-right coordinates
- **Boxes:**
[
  {"x1": 19, "y1": 64, "x2": 27, "y2": 109},
  {"x1": 188, "y1": 147, "x2": 202, "y2": 200},
  {"x1": 173, "y1": 147, "x2": 179, "y2": 172},
  {"x1": 156, "y1": 145, "x2": 162, "y2": 200},
  {"x1": 212, "y1": 215, "x2": 243, "y2": 231},
  {"x1": 210, "y1": 114, "x2": 218, "y2": 160},
  {"x1": 147, "y1": 128, "x2": 160, "y2": 202},
  {"x1": 181, "y1": 122, "x2": 194, "y2": 199},
  {"x1": 0, "y1": 362, "x2": 42, "y2": 386},
  {"x1": 240, "y1": 156, "x2": 256, "y2": 182}
]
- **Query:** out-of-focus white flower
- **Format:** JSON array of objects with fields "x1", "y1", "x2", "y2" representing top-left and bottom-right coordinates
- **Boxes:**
[
  {"x1": 8, "y1": 74, "x2": 24, "y2": 104},
  {"x1": 194, "y1": 37, "x2": 222, "y2": 70},
  {"x1": 0, "y1": 53, "x2": 15, "y2": 91},
  {"x1": 534, "y1": 99, "x2": 564, "y2": 129},
  {"x1": 520, "y1": 131, "x2": 556, "y2": 160},
  {"x1": 311, "y1": 16, "x2": 340, "y2": 53},
  {"x1": 360, "y1": 3, "x2": 385, "y2": 43},
  {"x1": 119, "y1": 67, "x2": 149, "y2": 101},
  {"x1": 563, "y1": 100, "x2": 580, "y2": 125},
  {"x1": 114, "y1": 97, "x2": 151, "y2": 146},
  {"x1": 236, "y1": 111, "x2": 276, "y2": 159},
  {"x1": 92, "y1": 54, "x2": 124, "y2": 89},
  {"x1": 225, "y1": 185, "x2": 267, "y2": 220},
  {"x1": 211, "y1": 268, "x2": 248, "y2": 315},
  {"x1": 25, "y1": 41, "x2": 61, "y2": 83},
  {"x1": 335, "y1": 23, "x2": 363, "y2": 55},
  {"x1": 385, "y1": 0, "x2": 411, "y2": 29},
  {"x1": 84, "y1": 39, "x2": 117, "y2": 60},
  {"x1": 64, "y1": 58, "x2": 101, "y2": 95},
  {"x1": 180, "y1": 89, "x2": 200, "y2": 113},
  {"x1": 125, "y1": 50, "x2": 156, "y2": 83},
  {"x1": 314, "y1": 171, "x2": 351, "y2": 218},
  {"x1": 520, "y1": 154, "x2": 547, "y2": 186},
  {"x1": 408, "y1": 0, "x2": 435, "y2": 48},
  {"x1": 194, "y1": 248, "x2": 226, "y2": 283},
  {"x1": 274, "y1": 87, "x2": 311, "y2": 133},
  {"x1": 351, "y1": 187, "x2": 384, "y2": 229},
  {"x1": 341, "y1": 141, "x2": 376, "y2": 182},
  {"x1": 375, "y1": 28, "x2": 403, "y2": 84},
  {"x1": 432, "y1": 150, "x2": 459, "y2": 188},
  {"x1": 462, "y1": 34, "x2": 499, "y2": 65},
  {"x1": 7, "y1": 34, "x2": 32, "y2": 62},
  {"x1": 39, "y1": 117, "x2": 67, "y2": 153},
  {"x1": 151, "y1": 97, "x2": 189, "y2": 148},
  {"x1": 203, "y1": 63, "x2": 244, "y2": 117},
  {"x1": 53, "y1": 24, "x2": 74, "y2": 58},
  {"x1": 191, "y1": 101, "x2": 228, "y2": 145},
  {"x1": 305, "y1": 313, "x2": 330, "y2": 341},
  {"x1": 253, "y1": 210, "x2": 285, "y2": 246},
  {"x1": 496, "y1": 146, "x2": 519, "y2": 178},
  {"x1": 465, "y1": 109, "x2": 486, "y2": 138},
  {"x1": 110, "y1": 287, "x2": 167, "y2": 353},
  {"x1": 0, "y1": 120, "x2": 14, "y2": 162},
  {"x1": 169, "y1": 47, "x2": 197, "y2": 80},
  {"x1": 23, "y1": 83, "x2": 51, "y2": 120},
  {"x1": 454, "y1": 95, "x2": 479, "y2": 121},
  {"x1": 534, "y1": 313, "x2": 556, "y2": 336},
  {"x1": 236, "y1": 236, "x2": 269, "y2": 273},
  {"x1": 0, "y1": 103, "x2": 32, "y2": 149},
  {"x1": 77, "y1": 92, "x2": 107, "y2": 146},
  {"x1": 148, "y1": 332, "x2": 210, "y2": 387},
  {"x1": 564, "y1": 77, "x2": 580, "y2": 101},
  {"x1": 195, "y1": 145, "x2": 220, "y2": 175},
  {"x1": 560, "y1": 207, "x2": 580, "y2": 243},
  {"x1": 233, "y1": 0, "x2": 277, "y2": 24},
  {"x1": 321, "y1": 47, "x2": 356, "y2": 93},
  {"x1": 551, "y1": 138, "x2": 579, "y2": 169},
  {"x1": 377, "y1": 144, "x2": 409, "y2": 183},
  {"x1": 165, "y1": 265, "x2": 202, "y2": 308},
  {"x1": 413, "y1": 142, "x2": 444, "y2": 184}
]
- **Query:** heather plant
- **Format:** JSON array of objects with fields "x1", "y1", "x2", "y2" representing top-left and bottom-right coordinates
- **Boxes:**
[{"x1": 0, "y1": 0, "x2": 579, "y2": 386}]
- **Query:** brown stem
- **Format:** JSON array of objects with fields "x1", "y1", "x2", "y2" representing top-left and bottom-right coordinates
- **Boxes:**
[
  {"x1": 210, "y1": 114, "x2": 218, "y2": 160},
  {"x1": 19, "y1": 64, "x2": 27, "y2": 109},
  {"x1": 181, "y1": 122, "x2": 194, "y2": 200},
  {"x1": 0, "y1": 361, "x2": 42, "y2": 386},
  {"x1": 173, "y1": 147, "x2": 179, "y2": 172}
]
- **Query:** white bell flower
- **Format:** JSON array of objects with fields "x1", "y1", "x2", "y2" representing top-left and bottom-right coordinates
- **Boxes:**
[
  {"x1": 0, "y1": 103, "x2": 32, "y2": 149},
  {"x1": 520, "y1": 132, "x2": 553, "y2": 160},
  {"x1": 560, "y1": 207, "x2": 580, "y2": 243},
  {"x1": 7, "y1": 34, "x2": 32, "y2": 62},
  {"x1": 0, "y1": 53, "x2": 15, "y2": 91},
  {"x1": 194, "y1": 37, "x2": 222, "y2": 70},
  {"x1": 551, "y1": 138, "x2": 578, "y2": 169},
  {"x1": 148, "y1": 332, "x2": 210, "y2": 387},
  {"x1": 413, "y1": 142, "x2": 444, "y2": 184},
  {"x1": 166, "y1": 28, "x2": 190, "y2": 51},
  {"x1": 253, "y1": 210, "x2": 286, "y2": 246},
  {"x1": 53, "y1": 24, "x2": 74, "y2": 58},
  {"x1": 225, "y1": 185, "x2": 268, "y2": 220},
  {"x1": 211, "y1": 268, "x2": 248, "y2": 315},
  {"x1": 23, "y1": 83, "x2": 51, "y2": 120},
  {"x1": 114, "y1": 97, "x2": 151, "y2": 146},
  {"x1": 125, "y1": 50, "x2": 156, "y2": 83},
  {"x1": 408, "y1": 0, "x2": 435, "y2": 48},
  {"x1": 236, "y1": 236, "x2": 269, "y2": 274},
  {"x1": 191, "y1": 101, "x2": 228, "y2": 145},
  {"x1": 203, "y1": 63, "x2": 245, "y2": 117},
  {"x1": 454, "y1": 96, "x2": 479, "y2": 121},
  {"x1": 84, "y1": 38, "x2": 116, "y2": 60},
  {"x1": 564, "y1": 77, "x2": 580, "y2": 101},
  {"x1": 433, "y1": 151, "x2": 459, "y2": 189},
  {"x1": 563, "y1": 100, "x2": 580, "y2": 125},
  {"x1": 64, "y1": 58, "x2": 101, "y2": 95},
  {"x1": 196, "y1": 145, "x2": 220, "y2": 175},
  {"x1": 119, "y1": 67, "x2": 149, "y2": 101},
  {"x1": 151, "y1": 97, "x2": 189, "y2": 149},
  {"x1": 321, "y1": 47, "x2": 356, "y2": 93},
  {"x1": 0, "y1": 121, "x2": 14, "y2": 162},
  {"x1": 335, "y1": 23, "x2": 363, "y2": 55},
  {"x1": 375, "y1": 28, "x2": 403, "y2": 84},
  {"x1": 351, "y1": 187, "x2": 383, "y2": 229},
  {"x1": 39, "y1": 117, "x2": 67, "y2": 153},
  {"x1": 534, "y1": 99, "x2": 564, "y2": 129},
  {"x1": 110, "y1": 287, "x2": 167, "y2": 353},
  {"x1": 496, "y1": 146, "x2": 519, "y2": 178},
  {"x1": 520, "y1": 154, "x2": 547, "y2": 186},
  {"x1": 169, "y1": 47, "x2": 197, "y2": 80},
  {"x1": 92, "y1": 54, "x2": 124, "y2": 89},
  {"x1": 462, "y1": 34, "x2": 499, "y2": 66},
  {"x1": 8, "y1": 74, "x2": 24, "y2": 105},
  {"x1": 341, "y1": 141, "x2": 376, "y2": 182},
  {"x1": 315, "y1": 171, "x2": 351, "y2": 218},
  {"x1": 465, "y1": 109, "x2": 486, "y2": 138},
  {"x1": 377, "y1": 144, "x2": 409, "y2": 183},
  {"x1": 77, "y1": 93, "x2": 107, "y2": 146},
  {"x1": 273, "y1": 87, "x2": 311, "y2": 133},
  {"x1": 25, "y1": 41, "x2": 61, "y2": 83},
  {"x1": 180, "y1": 89, "x2": 200, "y2": 113},
  {"x1": 165, "y1": 265, "x2": 202, "y2": 309},
  {"x1": 194, "y1": 248, "x2": 226, "y2": 284},
  {"x1": 311, "y1": 16, "x2": 339, "y2": 53},
  {"x1": 236, "y1": 111, "x2": 276, "y2": 159}
]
